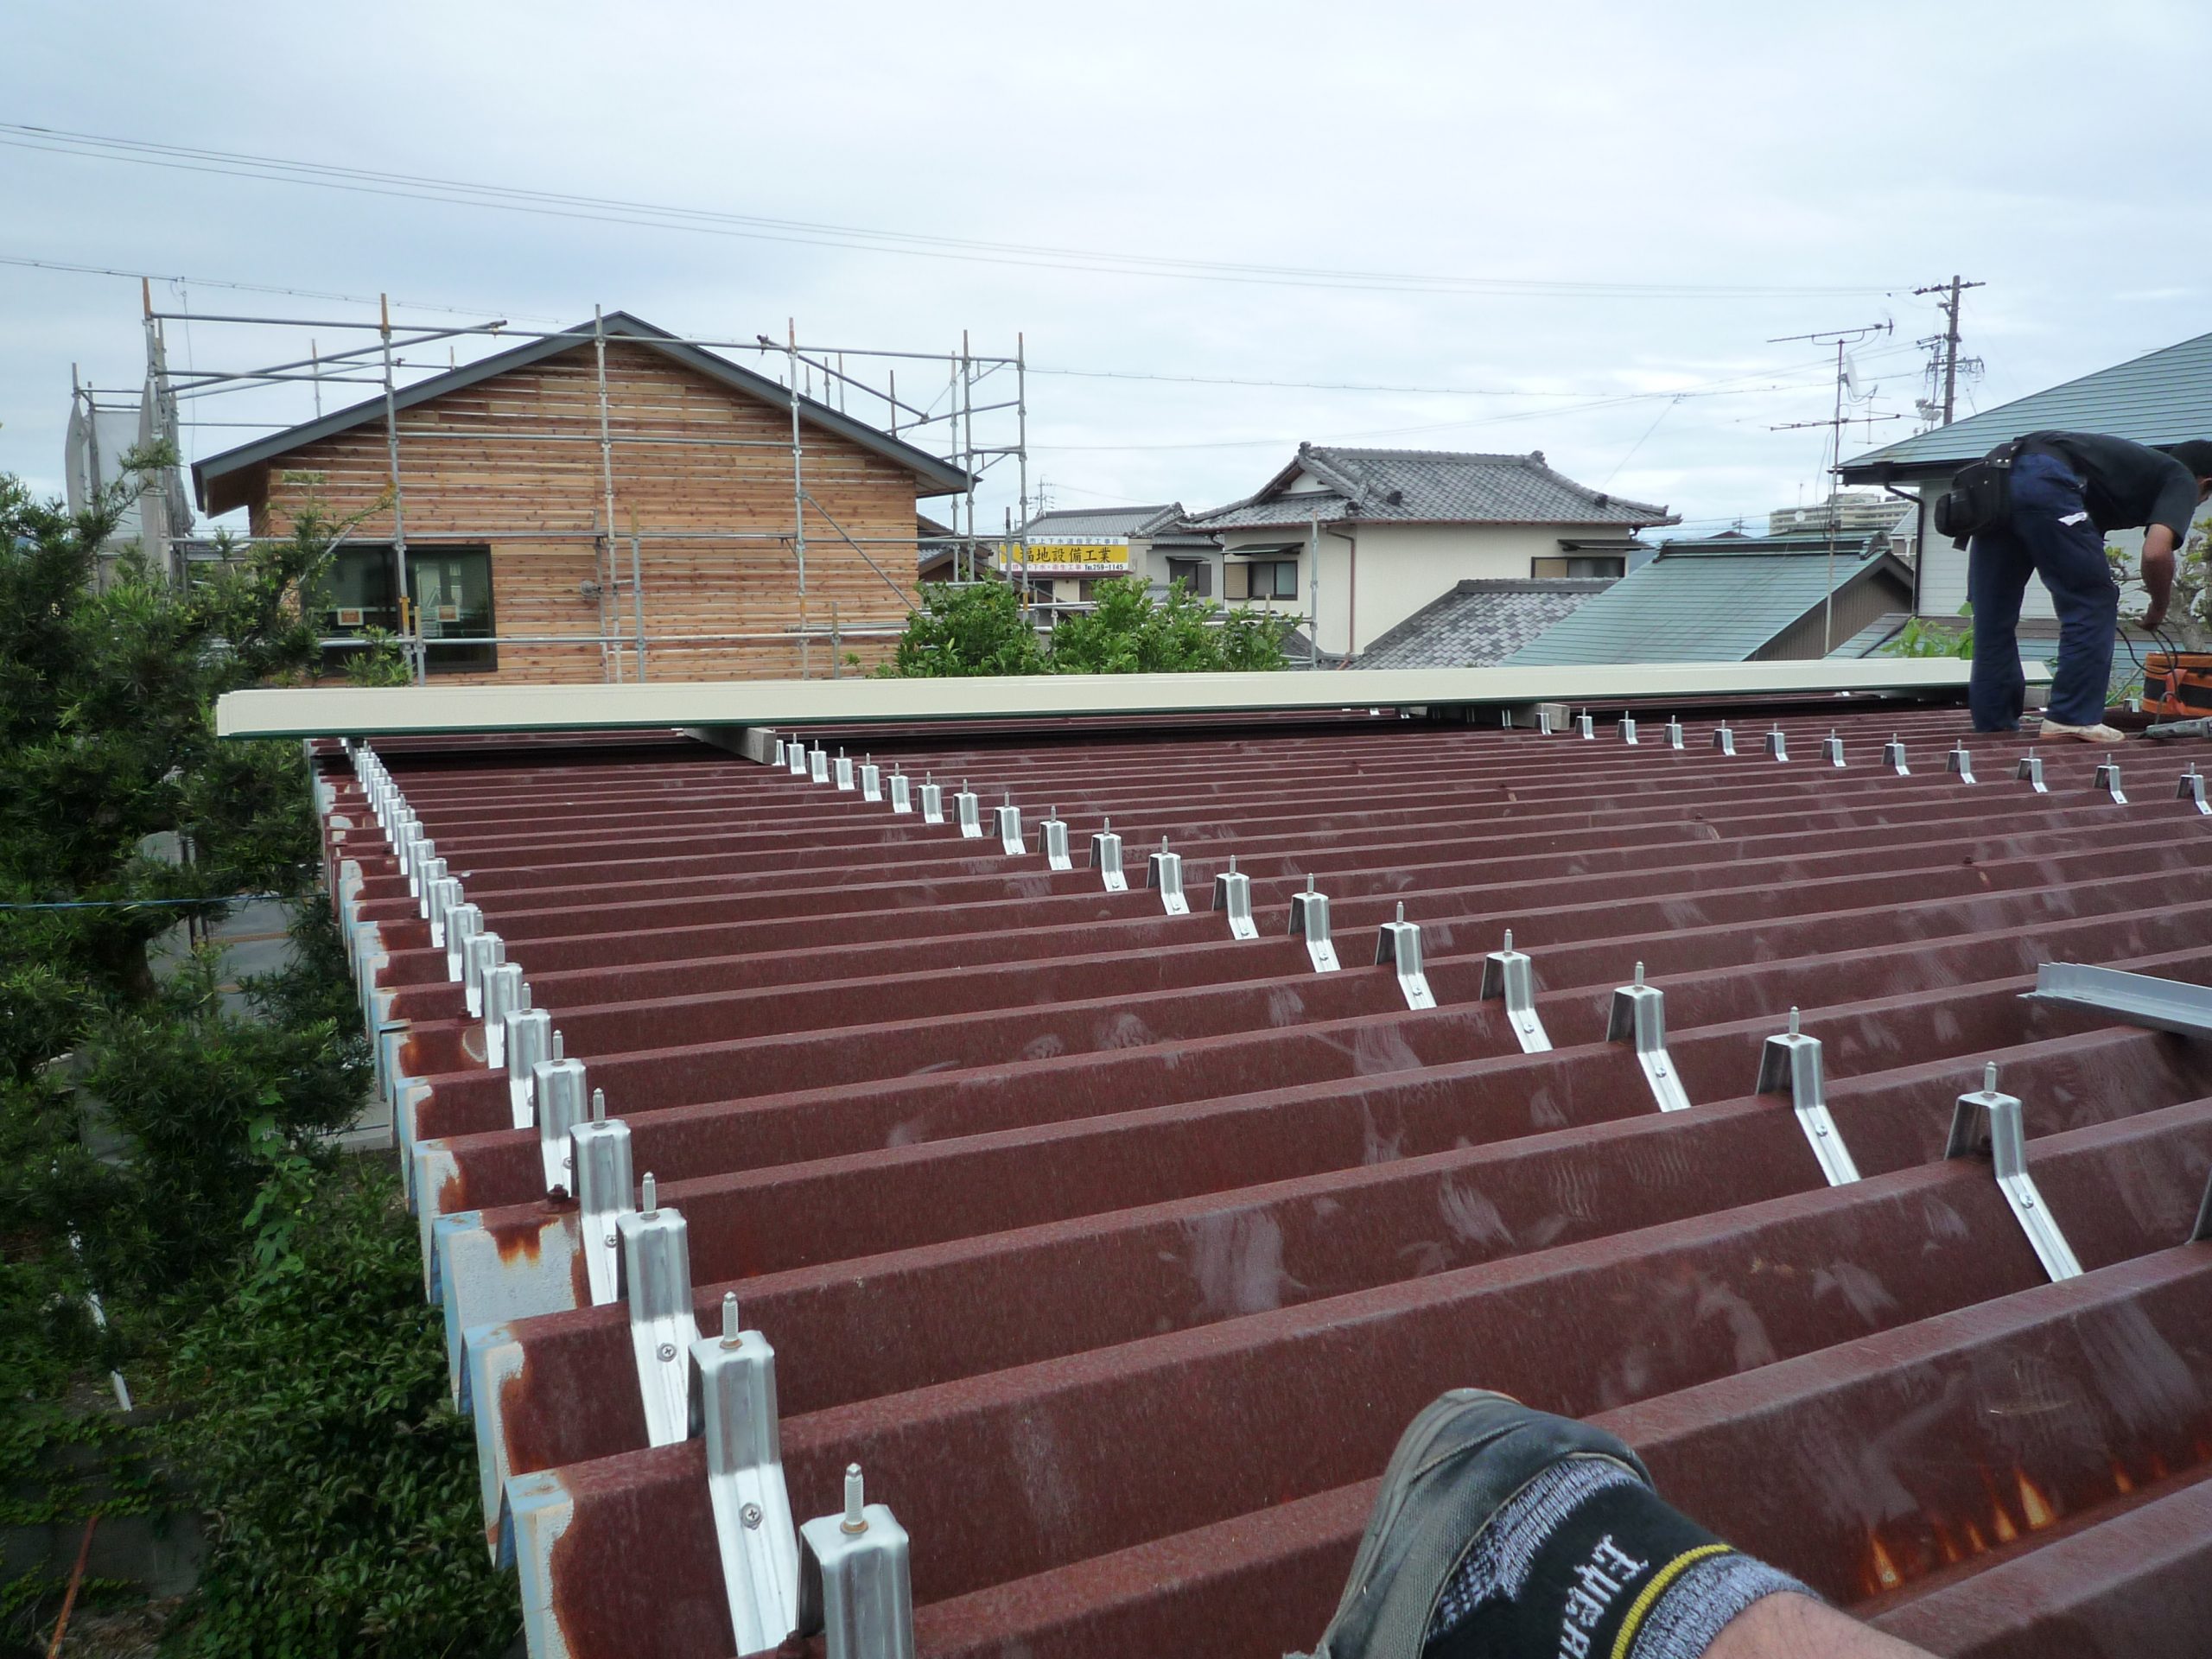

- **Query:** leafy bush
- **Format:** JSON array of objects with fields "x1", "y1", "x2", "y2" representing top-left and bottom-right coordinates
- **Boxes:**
[
  {"x1": 879, "y1": 575, "x2": 1298, "y2": 677},
  {"x1": 161, "y1": 1152, "x2": 518, "y2": 1659},
  {"x1": 880, "y1": 580, "x2": 1047, "y2": 677}
]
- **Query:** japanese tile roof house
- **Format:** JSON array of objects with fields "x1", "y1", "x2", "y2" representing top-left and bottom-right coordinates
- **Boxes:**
[
  {"x1": 1183, "y1": 445, "x2": 1677, "y2": 658},
  {"x1": 1507, "y1": 530, "x2": 1914, "y2": 665},
  {"x1": 190, "y1": 312, "x2": 969, "y2": 683},
  {"x1": 314, "y1": 675, "x2": 2212, "y2": 1659},
  {"x1": 1352, "y1": 576, "x2": 1618, "y2": 669}
]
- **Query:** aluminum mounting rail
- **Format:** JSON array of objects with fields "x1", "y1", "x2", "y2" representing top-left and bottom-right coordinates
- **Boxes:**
[
  {"x1": 214, "y1": 658, "x2": 2018, "y2": 739},
  {"x1": 2023, "y1": 961, "x2": 2212, "y2": 1038}
]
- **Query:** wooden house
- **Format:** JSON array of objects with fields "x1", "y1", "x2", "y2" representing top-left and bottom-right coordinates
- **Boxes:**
[{"x1": 190, "y1": 312, "x2": 969, "y2": 682}]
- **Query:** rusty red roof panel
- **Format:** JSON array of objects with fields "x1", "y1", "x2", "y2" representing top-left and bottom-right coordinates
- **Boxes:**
[{"x1": 313, "y1": 696, "x2": 2212, "y2": 1659}]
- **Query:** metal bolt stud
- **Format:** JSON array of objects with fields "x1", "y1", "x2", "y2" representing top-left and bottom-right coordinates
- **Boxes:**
[
  {"x1": 640, "y1": 1171, "x2": 658, "y2": 1217},
  {"x1": 721, "y1": 1289, "x2": 741, "y2": 1347},
  {"x1": 842, "y1": 1463, "x2": 868, "y2": 1535}
]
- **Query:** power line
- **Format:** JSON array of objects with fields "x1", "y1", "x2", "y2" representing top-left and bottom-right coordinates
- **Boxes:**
[
  {"x1": 0, "y1": 251, "x2": 563, "y2": 321},
  {"x1": 2, "y1": 122, "x2": 1910, "y2": 301}
]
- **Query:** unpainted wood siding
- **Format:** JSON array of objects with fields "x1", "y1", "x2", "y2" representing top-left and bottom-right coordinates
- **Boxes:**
[{"x1": 245, "y1": 342, "x2": 930, "y2": 682}]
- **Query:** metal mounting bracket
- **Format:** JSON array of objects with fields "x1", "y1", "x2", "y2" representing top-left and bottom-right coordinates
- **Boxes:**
[
  {"x1": 1147, "y1": 840, "x2": 1189, "y2": 916},
  {"x1": 918, "y1": 778, "x2": 944, "y2": 824},
  {"x1": 1090, "y1": 823, "x2": 1127, "y2": 892},
  {"x1": 617, "y1": 1173, "x2": 699, "y2": 1447},
  {"x1": 414, "y1": 854, "x2": 448, "y2": 913},
  {"x1": 443, "y1": 901, "x2": 481, "y2": 982},
  {"x1": 888, "y1": 770, "x2": 912, "y2": 813},
  {"x1": 1211, "y1": 857, "x2": 1258, "y2": 940},
  {"x1": 1945, "y1": 1065, "x2": 2082, "y2": 1281},
  {"x1": 1764, "y1": 726, "x2": 1789, "y2": 761},
  {"x1": 859, "y1": 760, "x2": 881, "y2": 803},
  {"x1": 1040, "y1": 810, "x2": 1071, "y2": 872},
  {"x1": 995, "y1": 799, "x2": 1026, "y2": 855},
  {"x1": 1883, "y1": 735, "x2": 1910, "y2": 774},
  {"x1": 809, "y1": 745, "x2": 830, "y2": 785},
  {"x1": 694, "y1": 1294, "x2": 802, "y2": 1655},
  {"x1": 2016, "y1": 752, "x2": 2046, "y2": 792},
  {"x1": 463, "y1": 931, "x2": 505, "y2": 1019},
  {"x1": 1713, "y1": 723, "x2": 1736, "y2": 756},
  {"x1": 1479, "y1": 929, "x2": 1548, "y2": 1050},
  {"x1": 834, "y1": 751, "x2": 855, "y2": 791},
  {"x1": 504, "y1": 1007, "x2": 551, "y2": 1128},
  {"x1": 954, "y1": 785, "x2": 982, "y2": 838},
  {"x1": 2181, "y1": 766, "x2": 2209, "y2": 815},
  {"x1": 1620, "y1": 715, "x2": 1638, "y2": 745},
  {"x1": 1607, "y1": 963, "x2": 1689, "y2": 1111},
  {"x1": 772, "y1": 736, "x2": 786, "y2": 767},
  {"x1": 798, "y1": 1466, "x2": 916, "y2": 1659},
  {"x1": 2021, "y1": 960, "x2": 2212, "y2": 1038},
  {"x1": 2093, "y1": 755, "x2": 2126, "y2": 803},
  {"x1": 1376, "y1": 903, "x2": 1435, "y2": 1009},
  {"x1": 1755, "y1": 1008, "x2": 1860, "y2": 1185},
  {"x1": 1576, "y1": 710, "x2": 1595, "y2": 740},
  {"x1": 1665, "y1": 716, "x2": 1685, "y2": 750},
  {"x1": 482, "y1": 963, "x2": 525, "y2": 1070},
  {"x1": 428, "y1": 876, "x2": 461, "y2": 948},
  {"x1": 788, "y1": 739, "x2": 808, "y2": 777},
  {"x1": 1947, "y1": 742, "x2": 1976, "y2": 784},
  {"x1": 532, "y1": 1054, "x2": 588, "y2": 1193},
  {"x1": 569, "y1": 1090, "x2": 632, "y2": 1306},
  {"x1": 1288, "y1": 876, "x2": 1339, "y2": 971},
  {"x1": 1821, "y1": 730, "x2": 1846, "y2": 767}
]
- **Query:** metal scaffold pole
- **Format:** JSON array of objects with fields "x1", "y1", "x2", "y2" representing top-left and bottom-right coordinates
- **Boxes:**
[
  {"x1": 593, "y1": 307, "x2": 622, "y2": 683},
  {"x1": 788, "y1": 317, "x2": 810, "y2": 679},
  {"x1": 378, "y1": 294, "x2": 424, "y2": 685}
]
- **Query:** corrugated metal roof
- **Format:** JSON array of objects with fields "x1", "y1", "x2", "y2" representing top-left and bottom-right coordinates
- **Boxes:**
[
  {"x1": 1187, "y1": 446, "x2": 1675, "y2": 531},
  {"x1": 1840, "y1": 329, "x2": 2212, "y2": 480},
  {"x1": 1506, "y1": 537, "x2": 1910, "y2": 665},
  {"x1": 323, "y1": 699, "x2": 2212, "y2": 1659}
]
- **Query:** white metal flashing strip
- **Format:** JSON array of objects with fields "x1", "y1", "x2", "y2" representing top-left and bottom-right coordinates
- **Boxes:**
[{"x1": 215, "y1": 658, "x2": 2017, "y2": 739}]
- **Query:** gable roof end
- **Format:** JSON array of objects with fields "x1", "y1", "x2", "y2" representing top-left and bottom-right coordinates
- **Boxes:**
[{"x1": 191, "y1": 311, "x2": 971, "y2": 513}]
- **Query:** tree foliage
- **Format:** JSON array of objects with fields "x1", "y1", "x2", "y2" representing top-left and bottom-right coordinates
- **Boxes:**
[{"x1": 880, "y1": 575, "x2": 1299, "y2": 677}]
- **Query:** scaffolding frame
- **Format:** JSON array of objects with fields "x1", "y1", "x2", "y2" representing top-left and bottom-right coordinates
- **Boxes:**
[{"x1": 90, "y1": 291, "x2": 1031, "y2": 683}]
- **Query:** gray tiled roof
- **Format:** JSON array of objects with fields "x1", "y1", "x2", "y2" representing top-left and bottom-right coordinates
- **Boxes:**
[
  {"x1": 1506, "y1": 534, "x2": 1910, "y2": 665},
  {"x1": 1827, "y1": 612, "x2": 1911, "y2": 658},
  {"x1": 1185, "y1": 445, "x2": 1675, "y2": 531},
  {"x1": 1022, "y1": 504, "x2": 1185, "y2": 538},
  {"x1": 1354, "y1": 578, "x2": 1615, "y2": 669},
  {"x1": 1840, "y1": 329, "x2": 2212, "y2": 480}
]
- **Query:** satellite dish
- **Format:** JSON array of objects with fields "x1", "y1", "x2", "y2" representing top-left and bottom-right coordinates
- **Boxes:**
[{"x1": 1841, "y1": 353, "x2": 1861, "y2": 397}]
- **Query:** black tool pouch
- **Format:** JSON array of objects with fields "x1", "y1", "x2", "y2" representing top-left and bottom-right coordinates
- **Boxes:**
[{"x1": 1933, "y1": 439, "x2": 2027, "y2": 547}]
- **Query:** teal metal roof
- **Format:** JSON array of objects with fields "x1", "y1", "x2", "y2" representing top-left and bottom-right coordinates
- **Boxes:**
[
  {"x1": 1840, "y1": 329, "x2": 2212, "y2": 480},
  {"x1": 1504, "y1": 535, "x2": 1906, "y2": 665}
]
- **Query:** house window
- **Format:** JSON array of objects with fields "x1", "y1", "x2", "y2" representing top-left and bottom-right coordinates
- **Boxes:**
[
  {"x1": 313, "y1": 544, "x2": 497, "y2": 673},
  {"x1": 1166, "y1": 557, "x2": 1212, "y2": 598},
  {"x1": 1226, "y1": 558, "x2": 1299, "y2": 600},
  {"x1": 1532, "y1": 554, "x2": 1626, "y2": 579}
]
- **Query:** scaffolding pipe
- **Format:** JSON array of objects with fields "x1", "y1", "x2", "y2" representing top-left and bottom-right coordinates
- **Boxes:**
[
  {"x1": 787, "y1": 317, "x2": 810, "y2": 678},
  {"x1": 592, "y1": 307, "x2": 622, "y2": 683},
  {"x1": 378, "y1": 294, "x2": 424, "y2": 686}
]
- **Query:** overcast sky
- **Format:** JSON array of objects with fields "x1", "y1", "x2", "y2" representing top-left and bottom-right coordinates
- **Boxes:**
[{"x1": 4, "y1": 0, "x2": 2209, "y2": 540}]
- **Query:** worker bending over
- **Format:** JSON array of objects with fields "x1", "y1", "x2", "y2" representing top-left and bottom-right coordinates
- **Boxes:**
[{"x1": 1967, "y1": 431, "x2": 2212, "y2": 742}]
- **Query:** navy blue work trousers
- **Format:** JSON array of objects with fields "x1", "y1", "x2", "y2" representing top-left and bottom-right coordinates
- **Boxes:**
[{"x1": 1966, "y1": 451, "x2": 2119, "y2": 730}]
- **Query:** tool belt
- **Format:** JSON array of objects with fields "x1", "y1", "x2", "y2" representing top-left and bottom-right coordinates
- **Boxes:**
[
  {"x1": 2142, "y1": 652, "x2": 2212, "y2": 715},
  {"x1": 1931, "y1": 437, "x2": 2028, "y2": 548}
]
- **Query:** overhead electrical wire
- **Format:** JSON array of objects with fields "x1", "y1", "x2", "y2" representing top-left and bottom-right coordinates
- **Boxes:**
[{"x1": 1, "y1": 122, "x2": 1910, "y2": 301}]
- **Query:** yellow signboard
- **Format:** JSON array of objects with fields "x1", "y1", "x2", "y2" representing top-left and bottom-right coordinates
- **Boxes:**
[{"x1": 995, "y1": 540, "x2": 1132, "y2": 574}]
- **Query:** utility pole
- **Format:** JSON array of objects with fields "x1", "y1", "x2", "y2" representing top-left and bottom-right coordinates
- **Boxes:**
[{"x1": 1913, "y1": 276, "x2": 1986, "y2": 426}]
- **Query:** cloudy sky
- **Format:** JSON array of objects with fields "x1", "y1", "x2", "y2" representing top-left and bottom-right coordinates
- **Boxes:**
[{"x1": 3, "y1": 0, "x2": 2208, "y2": 539}]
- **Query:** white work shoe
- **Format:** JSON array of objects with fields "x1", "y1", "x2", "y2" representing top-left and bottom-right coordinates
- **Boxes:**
[{"x1": 2037, "y1": 717, "x2": 2127, "y2": 743}]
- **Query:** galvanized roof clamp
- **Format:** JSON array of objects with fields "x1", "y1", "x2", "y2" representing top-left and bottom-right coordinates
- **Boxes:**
[
  {"x1": 1619, "y1": 715, "x2": 1638, "y2": 745},
  {"x1": 918, "y1": 774, "x2": 944, "y2": 825},
  {"x1": 694, "y1": 1291, "x2": 804, "y2": 1656},
  {"x1": 954, "y1": 782, "x2": 983, "y2": 839},
  {"x1": 788, "y1": 738, "x2": 809, "y2": 778},
  {"x1": 1147, "y1": 837, "x2": 1189, "y2": 916},
  {"x1": 1576, "y1": 709, "x2": 1596, "y2": 740},
  {"x1": 570, "y1": 1087, "x2": 632, "y2": 1305},
  {"x1": 1764, "y1": 725, "x2": 1789, "y2": 762},
  {"x1": 859, "y1": 757, "x2": 882, "y2": 803},
  {"x1": 1040, "y1": 807, "x2": 1072, "y2": 872},
  {"x1": 1756, "y1": 1008, "x2": 1860, "y2": 1185},
  {"x1": 772, "y1": 734, "x2": 787, "y2": 768},
  {"x1": 798, "y1": 1464, "x2": 916, "y2": 1659},
  {"x1": 887, "y1": 767, "x2": 912, "y2": 813},
  {"x1": 1821, "y1": 729, "x2": 1846, "y2": 767},
  {"x1": 532, "y1": 1037, "x2": 588, "y2": 1192},
  {"x1": 1947, "y1": 741, "x2": 1976, "y2": 785},
  {"x1": 482, "y1": 960, "x2": 525, "y2": 1067},
  {"x1": 2093, "y1": 754, "x2": 2126, "y2": 804},
  {"x1": 427, "y1": 876, "x2": 463, "y2": 950},
  {"x1": 1376, "y1": 903, "x2": 1435, "y2": 1010},
  {"x1": 1212, "y1": 856, "x2": 1258, "y2": 940},
  {"x1": 810, "y1": 743, "x2": 830, "y2": 785},
  {"x1": 834, "y1": 750, "x2": 856, "y2": 791},
  {"x1": 463, "y1": 930, "x2": 505, "y2": 1017},
  {"x1": 1481, "y1": 929, "x2": 1548, "y2": 1050},
  {"x1": 2016, "y1": 750, "x2": 2046, "y2": 793},
  {"x1": 1664, "y1": 716, "x2": 1685, "y2": 750},
  {"x1": 503, "y1": 1001, "x2": 552, "y2": 1128},
  {"x1": 1883, "y1": 735, "x2": 1910, "y2": 775},
  {"x1": 1289, "y1": 874, "x2": 1339, "y2": 971},
  {"x1": 619, "y1": 1172, "x2": 700, "y2": 1447},
  {"x1": 995, "y1": 795, "x2": 1026, "y2": 855},
  {"x1": 1608, "y1": 963, "x2": 1690, "y2": 1112},
  {"x1": 1945, "y1": 1064, "x2": 2082, "y2": 1281},
  {"x1": 2180, "y1": 764, "x2": 2209, "y2": 815},
  {"x1": 1090, "y1": 818, "x2": 1127, "y2": 892},
  {"x1": 1713, "y1": 721, "x2": 1736, "y2": 756},
  {"x1": 412, "y1": 852, "x2": 447, "y2": 910}
]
